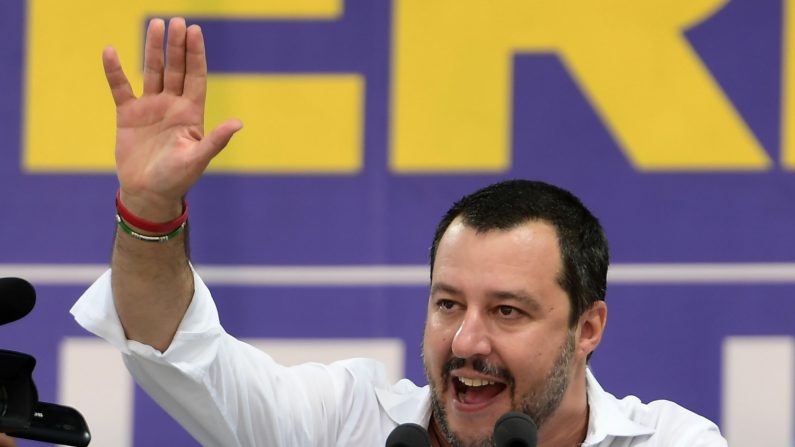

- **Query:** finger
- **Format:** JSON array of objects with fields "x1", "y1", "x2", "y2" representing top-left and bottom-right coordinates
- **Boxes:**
[
  {"x1": 164, "y1": 17, "x2": 187, "y2": 95},
  {"x1": 194, "y1": 119, "x2": 243, "y2": 165},
  {"x1": 102, "y1": 46, "x2": 136, "y2": 106},
  {"x1": 142, "y1": 18, "x2": 165, "y2": 95},
  {"x1": 183, "y1": 24, "x2": 207, "y2": 105}
]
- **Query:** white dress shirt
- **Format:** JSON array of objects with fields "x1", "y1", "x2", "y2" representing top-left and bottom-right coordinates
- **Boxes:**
[{"x1": 71, "y1": 269, "x2": 728, "y2": 446}]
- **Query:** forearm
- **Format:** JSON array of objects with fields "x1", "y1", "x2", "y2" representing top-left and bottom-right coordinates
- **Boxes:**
[{"x1": 111, "y1": 225, "x2": 193, "y2": 352}]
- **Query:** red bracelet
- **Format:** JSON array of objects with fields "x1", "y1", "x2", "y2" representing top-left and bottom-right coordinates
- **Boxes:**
[{"x1": 115, "y1": 190, "x2": 188, "y2": 234}]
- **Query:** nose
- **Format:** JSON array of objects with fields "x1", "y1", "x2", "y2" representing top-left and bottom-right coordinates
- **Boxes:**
[{"x1": 451, "y1": 310, "x2": 492, "y2": 359}]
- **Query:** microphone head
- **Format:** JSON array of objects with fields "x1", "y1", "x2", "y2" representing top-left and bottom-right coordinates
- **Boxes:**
[
  {"x1": 0, "y1": 278, "x2": 36, "y2": 326},
  {"x1": 385, "y1": 423, "x2": 431, "y2": 447},
  {"x1": 493, "y1": 412, "x2": 538, "y2": 447}
]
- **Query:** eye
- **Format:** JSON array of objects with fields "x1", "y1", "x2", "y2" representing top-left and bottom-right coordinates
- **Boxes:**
[
  {"x1": 497, "y1": 305, "x2": 521, "y2": 318},
  {"x1": 436, "y1": 299, "x2": 457, "y2": 312}
]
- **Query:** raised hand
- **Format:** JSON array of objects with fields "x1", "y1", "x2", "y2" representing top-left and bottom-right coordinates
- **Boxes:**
[{"x1": 103, "y1": 17, "x2": 242, "y2": 223}]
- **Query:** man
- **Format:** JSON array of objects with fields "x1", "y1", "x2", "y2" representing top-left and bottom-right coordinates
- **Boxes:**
[{"x1": 71, "y1": 17, "x2": 728, "y2": 446}]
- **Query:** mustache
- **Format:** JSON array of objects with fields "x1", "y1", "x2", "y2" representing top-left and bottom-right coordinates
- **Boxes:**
[{"x1": 441, "y1": 357, "x2": 514, "y2": 386}]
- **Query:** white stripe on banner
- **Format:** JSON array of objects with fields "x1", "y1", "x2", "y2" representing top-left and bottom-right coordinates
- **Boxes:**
[
  {"x1": 722, "y1": 336, "x2": 795, "y2": 447},
  {"x1": 5, "y1": 263, "x2": 795, "y2": 285},
  {"x1": 59, "y1": 338, "x2": 133, "y2": 447}
]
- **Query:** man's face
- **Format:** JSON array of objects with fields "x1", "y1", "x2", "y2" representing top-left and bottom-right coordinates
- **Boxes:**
[{"x1": 422, "y1": 219, "x2": 576, "y2": 446}]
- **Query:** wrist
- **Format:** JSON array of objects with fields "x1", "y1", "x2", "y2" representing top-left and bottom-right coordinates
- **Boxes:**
[
  {"x1": 117, "y1": 189, "x2": 184, "y2": 223},
  {"x1": 116, "y1": 190, "x2": 188, "y2": 235}
]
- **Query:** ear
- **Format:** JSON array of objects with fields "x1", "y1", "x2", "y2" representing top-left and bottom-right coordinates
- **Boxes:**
[{"x1": 575, "y1": 301, "x2": 607, "y2": 359}]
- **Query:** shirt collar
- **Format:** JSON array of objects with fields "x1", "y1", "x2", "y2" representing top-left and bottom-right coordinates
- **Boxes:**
[
  {"x1": 583, "y1": 368, "x2": 655, "y2": 444},
  {"x1": 375, "y1": 379, "x2": 433, "y2": 427}
]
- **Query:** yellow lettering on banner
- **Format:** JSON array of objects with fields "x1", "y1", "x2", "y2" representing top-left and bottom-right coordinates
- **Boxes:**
[
  {"x1": 391, "y1": 0, "x2": 771, "y2": 172},
  {"x1": 784, "y1": 0, "x2": 795, "y2": 170},
  {"x1": 24, "y1": 0, "x2": 362, "y2": 173},
  {"x1": 207, "y1": 75, "x2": 362, "y2": 172}
]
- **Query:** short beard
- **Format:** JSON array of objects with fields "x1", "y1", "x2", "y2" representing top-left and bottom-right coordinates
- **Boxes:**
[
  {"x1": 517, "y1": 330, "x2": 575, "y2": 428},
  {"x1": 425, "y1": 331, "x2": 575, "y2": 447}
]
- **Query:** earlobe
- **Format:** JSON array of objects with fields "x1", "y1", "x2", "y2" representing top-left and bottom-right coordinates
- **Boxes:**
[{"x1": 577, "y1": 301, "x2": 608, "y2": 357}]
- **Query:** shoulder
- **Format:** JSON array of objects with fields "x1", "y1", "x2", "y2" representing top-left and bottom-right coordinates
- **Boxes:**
[
  {"x1": 325, "y1": 357, "x2": 396, "y2": 387},
  {"x1": 317, "y1": 358, "x2": 430, "y2": 441},
  {"x1": 614, "y1": 396, "x2": 727, "y2": 446},
  {"x1": 586, "y1": 370, "x2": 727, "y2": 446},
  {"x1": 314, "y1": 357, "x2": 420, "y2": 405}
]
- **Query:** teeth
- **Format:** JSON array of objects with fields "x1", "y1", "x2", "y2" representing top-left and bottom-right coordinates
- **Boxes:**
[{"x1": 458, "y1": 377, "x2": 495, "y2": 387}]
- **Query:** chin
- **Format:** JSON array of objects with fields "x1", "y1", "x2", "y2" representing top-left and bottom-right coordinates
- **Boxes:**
[
  {"x1": 440, "y1": 417, "x2": 494, "y2": 447},
  {"x1": 450, "y1": 404, "x2": 507, "y2": 440},
  {"x1": 432, "y1": 384, "x2": 512, "y2": 446}
]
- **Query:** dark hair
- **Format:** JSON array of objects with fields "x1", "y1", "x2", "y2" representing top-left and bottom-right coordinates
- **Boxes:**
[{"x1": 430, "y1": 180, "x2": 609, "y2": 327}]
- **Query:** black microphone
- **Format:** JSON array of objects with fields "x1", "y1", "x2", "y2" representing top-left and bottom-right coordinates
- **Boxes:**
[
  {"x1": 0, "y1": 278, "x2": 36, "y2": 326},
  {"x1": 385, "y1": 423, "x2": 431, "y2": 447},
  {"x1": 493, "y1": 412, "x2": 538, "y2": 447}
]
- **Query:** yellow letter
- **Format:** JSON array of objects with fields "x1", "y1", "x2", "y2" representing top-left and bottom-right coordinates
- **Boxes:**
[
  {"x1": 24, "y1": 0, "x2": 362, "y2": 173},
  {"x1": 391, "y1": 0, "x2": 770, "y2": 172},
  {"x1": 783, "y1": 0, "x2": 795, "y2": 170}
]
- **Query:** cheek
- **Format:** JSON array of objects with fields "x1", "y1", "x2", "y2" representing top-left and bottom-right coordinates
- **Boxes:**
[
  {"x1": 426, "y1": 312, "x2": 456, "y2": 340},
  {"x1": 500, "y1": 331, "x2": 558, "y2": 375},
  {"x1": 423, "y1": 317, "x2": 455, "y2": 361}
]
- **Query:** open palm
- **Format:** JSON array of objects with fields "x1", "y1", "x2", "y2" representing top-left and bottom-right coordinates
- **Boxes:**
[{"x1": 104, "y1": 18, "x2": 241, "y2": 221}]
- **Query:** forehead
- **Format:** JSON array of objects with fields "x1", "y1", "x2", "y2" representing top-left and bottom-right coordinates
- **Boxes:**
[{"x1": 432, "y1": 218, "x2": 565, "y2": 297}]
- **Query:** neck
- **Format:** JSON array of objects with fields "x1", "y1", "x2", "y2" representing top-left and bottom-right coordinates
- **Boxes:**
[
  {"x1": 429, "y1": 415, "x2": 450, "y2": 447},
  {"x1": 536, "y1": 365, "x2": 590, "y2": 447},
  {"x1": 537, "y1": 405, "x2": 589, "y2": 447}
]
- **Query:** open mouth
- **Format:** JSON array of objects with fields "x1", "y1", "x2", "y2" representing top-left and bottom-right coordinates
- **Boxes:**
[{"x1": 452, "y1": 375, "x2": 507, "y2": 407}]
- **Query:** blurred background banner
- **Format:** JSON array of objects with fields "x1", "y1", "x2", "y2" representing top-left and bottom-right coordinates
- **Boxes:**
[{"x1": 1, "y1": 0, "x2": 793, "y2": 445}]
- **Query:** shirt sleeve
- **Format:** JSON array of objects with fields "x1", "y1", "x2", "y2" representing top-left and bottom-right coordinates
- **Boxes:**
[{"x1": 69, "y1": 268, "x2": 387, "y2": 447}]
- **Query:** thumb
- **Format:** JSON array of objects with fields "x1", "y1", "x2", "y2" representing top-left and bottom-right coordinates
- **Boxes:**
[{"x1": 196, "y1": 119, "x2": 244, "y2": 164}]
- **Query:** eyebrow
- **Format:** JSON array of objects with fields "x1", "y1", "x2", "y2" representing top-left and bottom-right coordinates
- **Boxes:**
[
  {"x1": 430, "y1": 282, "x2": 544, "y2": 314},
  {"x1": 491, "y1": 290, "x2": 543, "y2": 314},
  {"x1": 430, "y1": 282, "x2": 461, "y2": 297}
]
